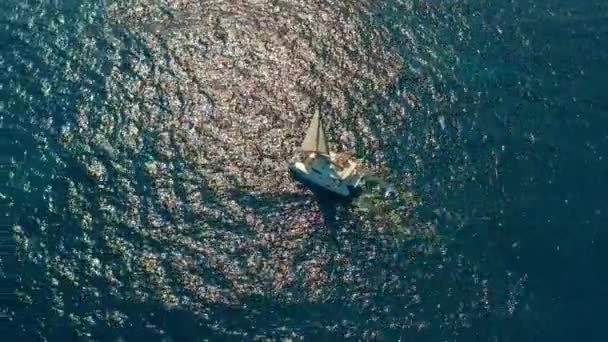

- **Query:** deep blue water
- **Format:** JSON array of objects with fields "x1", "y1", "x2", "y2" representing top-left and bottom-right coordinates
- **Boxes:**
[{"x1": 1, "y1": 0, "x2": 607, "y2": 340}]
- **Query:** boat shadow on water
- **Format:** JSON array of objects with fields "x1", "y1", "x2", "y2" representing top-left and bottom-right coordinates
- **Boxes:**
[
  {"x1": 234, "y1": 174, "x2": 363, "y2": 245},
  {"x1": 287, "y1": 169, "x2": 374, "y2": 245}
]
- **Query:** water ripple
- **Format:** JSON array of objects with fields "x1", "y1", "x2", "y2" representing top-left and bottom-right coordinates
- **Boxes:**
[{"x1": 1, "y1": 0, "x2": 538, "y2": 340}]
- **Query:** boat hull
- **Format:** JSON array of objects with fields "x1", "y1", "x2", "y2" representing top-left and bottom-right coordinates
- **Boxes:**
[{"x1": 289, "y1": 162, "x2": 360, "y2": 198}]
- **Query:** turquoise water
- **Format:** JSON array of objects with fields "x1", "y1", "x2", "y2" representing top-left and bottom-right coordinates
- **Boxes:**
[{"x1": 1, "y1": 0, "x2": 607, "y2": 340}]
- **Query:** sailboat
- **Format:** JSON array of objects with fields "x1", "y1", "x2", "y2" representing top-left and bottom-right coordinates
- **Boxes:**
[{"x1": 289, "y1": 111, "x2": 364, "y2": 197}]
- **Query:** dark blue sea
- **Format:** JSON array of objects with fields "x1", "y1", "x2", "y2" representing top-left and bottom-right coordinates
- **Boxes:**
[{"x1": 1, "y1": 0, "x2": 607, "y2": 340}]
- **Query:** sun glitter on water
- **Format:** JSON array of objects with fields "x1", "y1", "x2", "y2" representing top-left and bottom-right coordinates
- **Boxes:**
[{"x1": 4, "y1": 0, "x2": 532, "y2": 340}]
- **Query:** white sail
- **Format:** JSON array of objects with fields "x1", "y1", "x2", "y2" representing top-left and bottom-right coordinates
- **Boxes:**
[{"x1": 300, "y1": 111, "x2": 330, "y2": 155}]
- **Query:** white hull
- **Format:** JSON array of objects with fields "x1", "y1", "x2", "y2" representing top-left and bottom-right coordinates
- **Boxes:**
[{"x1": 289, "y1": 161, "x2": 352, "y2": 197}]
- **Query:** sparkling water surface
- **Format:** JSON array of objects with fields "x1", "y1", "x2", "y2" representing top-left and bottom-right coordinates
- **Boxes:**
[{"x1": 1, "y1": 0, "x2": 607, "y2": 340}]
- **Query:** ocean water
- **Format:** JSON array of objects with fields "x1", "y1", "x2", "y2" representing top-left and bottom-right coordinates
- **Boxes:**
[{"x1": 1, "y1": 0, "x2": 607, "y2": 340}]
